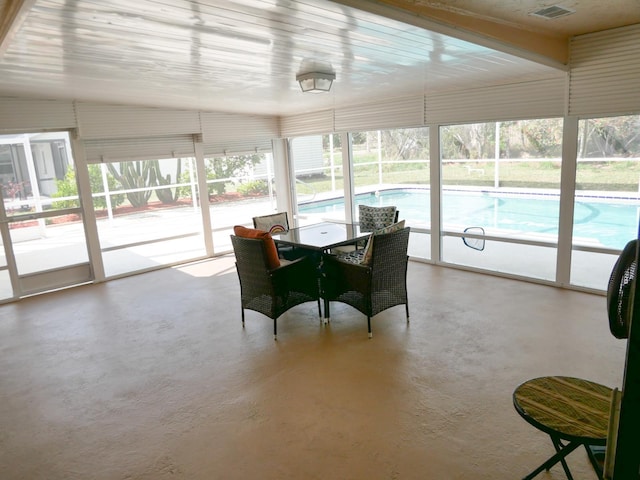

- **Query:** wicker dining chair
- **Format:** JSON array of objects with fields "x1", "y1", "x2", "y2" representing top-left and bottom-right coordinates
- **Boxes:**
[
  {"x1": 322, "y1": 226, "x2": 410, "y2": 338},
  {"x1": 333, "y1": 205, "x2": 400, "y2": 254},
  {"x1": 252, "y1": 212, "x2": 301, "y2": 260},
  {"x1": 231, "y1": 234, "x2": 321, "y2": 339}
]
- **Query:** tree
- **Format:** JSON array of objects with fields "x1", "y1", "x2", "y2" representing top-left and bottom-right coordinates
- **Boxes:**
[
  {"x1": 322, "y1": 133, "x2": 341, "y2": 150},
  {"x1": 520, "y1": 119, "x2": 563, "y2": 157},
  {"x1": 206, "y1": 154, "x2": 262, "y2": 195},
  {"x1": 380, "y1": 128, "x2": 429, "y2": 161},
  {"x1": 579, "y1": 116, "x2": 640, "y2": 157},
  {"x1": 441, "y1": 123, "x2": 496, "y2": 159},
  {"x1": 174, "y1": 154, "x2": 264, "y2": 199},
  {"x1": 1, "y1": 179, "x2": 27, "y2": 201}
]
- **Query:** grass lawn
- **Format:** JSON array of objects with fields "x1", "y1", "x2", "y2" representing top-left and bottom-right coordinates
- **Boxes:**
[{"x1": 295, "y1": 159, "x2": 640, "y2": 195}]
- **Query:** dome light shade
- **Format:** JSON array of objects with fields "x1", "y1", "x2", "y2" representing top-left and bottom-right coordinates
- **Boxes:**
[{"x1": 296, "y1": 72, "x2": 335, "y2": 93}]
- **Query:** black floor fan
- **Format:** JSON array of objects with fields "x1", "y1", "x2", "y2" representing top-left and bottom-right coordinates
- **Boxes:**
[
  {"x1": 606, "y1": 238, "x2": 640, "y2": 479},
  {"x1": 608, "y1": 239, "x2": 637, "y2": 340}
]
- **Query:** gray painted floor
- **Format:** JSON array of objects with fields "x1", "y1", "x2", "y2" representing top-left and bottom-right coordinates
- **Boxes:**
[{"x1": 0, "y1": 256, "x2": 626, "y2": 479}]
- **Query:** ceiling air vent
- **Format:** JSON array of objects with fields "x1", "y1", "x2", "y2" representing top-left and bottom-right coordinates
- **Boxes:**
[{"x1": 530, "y1": 5, "x2": 575, "y2": 19}]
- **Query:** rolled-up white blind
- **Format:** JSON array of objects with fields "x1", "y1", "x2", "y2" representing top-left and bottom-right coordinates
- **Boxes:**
[
  {"x1": 0, "y1": 96, "x2": 76, "y2": 132},
  {"x1": 426, "y1": 77, "x2": 566, "y2": 125},
  {"x1": 569, "y1": 24, "x2": 640, "y2": 117},
  {"x1": 334, "y1": 95, "x2": 424, "y2": 132},
  {"x1": 280, "y1": 109, "x2": 334, "y2": 137},
  {"x1": 281, "y1": 76, "x2": 568, "y2": 137},
  {"x1": 76, "y1": 103, "x2": 201, "y2": 139},
  {"x1": 200, "y1": 112, "x2": 277, "y2": 155},
  {"x1": 83, "y1": 135, "x2": 196, "y2": 163}
]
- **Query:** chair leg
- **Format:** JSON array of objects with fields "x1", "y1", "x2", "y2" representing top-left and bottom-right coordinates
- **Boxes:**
[
  {"x1": 405, "y1": 302, "x2": 410, "y2": 323},
  {"x1": 367, "y1": 316, "x2": 372, "y2": 339},
  {"x1": 317, "y1": 299, "x2": 321, "y2": 318},
  {"x1": 273, "y1": 318, "x2": 277, "y2": 340},
  {"x1": 241, "y1": 307, "x2": 245, "y2": 327},
  {"x1": 323, "y1": 298, "x2": 330, "y2": 325}
]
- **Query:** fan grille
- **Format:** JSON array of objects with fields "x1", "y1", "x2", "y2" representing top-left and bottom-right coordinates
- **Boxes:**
[{"x1": 607, "y1": 239, "x2": 637, "y2": 339}]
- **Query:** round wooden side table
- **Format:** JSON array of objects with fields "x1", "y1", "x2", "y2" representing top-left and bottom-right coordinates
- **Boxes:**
[{"x1": 513, "y1": 376, "x2": 612, "y2": 480}]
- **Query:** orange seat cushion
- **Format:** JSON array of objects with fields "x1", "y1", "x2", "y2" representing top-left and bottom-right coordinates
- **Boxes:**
[{"x1": 233, "y1": 226, "x2": 281, "y2": 270}]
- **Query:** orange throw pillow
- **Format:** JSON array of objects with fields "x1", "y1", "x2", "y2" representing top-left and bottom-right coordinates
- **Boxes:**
[{"x1": 233, "y1": 226, "x2": 281, "y2": 270}]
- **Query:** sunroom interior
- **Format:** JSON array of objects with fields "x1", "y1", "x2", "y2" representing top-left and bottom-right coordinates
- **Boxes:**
[
  {"x1": 0, "y1": 0, "x2": 639, "y2": 299},
  {"x1": 1, "y1": 0, "x2": 640, "y2": 478}
]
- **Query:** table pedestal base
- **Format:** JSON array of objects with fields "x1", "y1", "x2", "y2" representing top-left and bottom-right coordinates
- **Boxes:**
[
  {"x1": 523, "y1": 436, "x2": 580, "y2": 480},
  {"x1": 522, "y1": 438, "x2": 604, "y2": 480}
]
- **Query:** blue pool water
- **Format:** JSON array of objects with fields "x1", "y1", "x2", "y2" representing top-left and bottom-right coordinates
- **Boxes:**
[{"x1": 299, "y1": 188, "x2": 640, "y2": 249}]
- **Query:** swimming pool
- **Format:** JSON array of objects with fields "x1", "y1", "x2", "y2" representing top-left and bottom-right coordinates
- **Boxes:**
[{"x1": 298, "y1": 188, "x2": 640, "y2": 249}]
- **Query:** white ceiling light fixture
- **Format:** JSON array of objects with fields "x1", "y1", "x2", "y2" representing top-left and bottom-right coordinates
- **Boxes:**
[{"x1": 296, "y1": 71, "x2": 336, "y2": 93}]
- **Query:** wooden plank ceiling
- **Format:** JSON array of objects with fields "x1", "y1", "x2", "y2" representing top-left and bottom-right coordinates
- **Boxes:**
[{"x1": 0, "y1": 0, "x2": 637, "y2": 117}]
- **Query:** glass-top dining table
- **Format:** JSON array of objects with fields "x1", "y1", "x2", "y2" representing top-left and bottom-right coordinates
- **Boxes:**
[
  {"x1": 271, "y1": 221, "x2": 370, "y2": 321},
  {"x1": 271, "y1": 221, "x2": 368, "y2": 252}
]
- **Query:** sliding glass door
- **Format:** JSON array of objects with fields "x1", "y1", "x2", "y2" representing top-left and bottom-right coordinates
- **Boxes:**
[
  {"x1": 290, "y1": 134, "x2": 344, "y2": 226},
  {"x1": 92, "y1": 156, "x2": 206, "y2": 278},
  {"x1": 204, "y1": 152, "x2": 278, "y2": 254},
  {"x1": 571, "y1": 114, "x2": 640, "y2": 290},
  {"x1": 0, "y1": 132, "x2": 91, "y2": 300},
  {"x1": 440, "y1": 119, "x2": 563, "y2": 280}
]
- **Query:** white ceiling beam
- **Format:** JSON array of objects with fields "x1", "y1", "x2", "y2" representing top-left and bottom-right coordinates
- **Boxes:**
[
  {"x1": 0, "y1": 0, "x2": 37, "y2": 57},
  {"x1": 332, "y1": 0, "x2": 569, "y2": 71}
]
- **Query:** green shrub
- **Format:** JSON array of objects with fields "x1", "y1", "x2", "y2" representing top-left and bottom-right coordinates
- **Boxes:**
[
  {"x1": 237, "y1": 179, "x2": 269, "y2": 195},
  {"x1": 52, "y1": 165, "x2": 125, "y2": 210},
  {"x1": 52, "y1": 169, "x2": 80, "y2": 208}
]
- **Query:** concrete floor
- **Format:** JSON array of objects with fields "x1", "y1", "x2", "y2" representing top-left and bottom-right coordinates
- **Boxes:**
[{"x1": 0, "y1": 257, "x2": 627, "y2": 480}]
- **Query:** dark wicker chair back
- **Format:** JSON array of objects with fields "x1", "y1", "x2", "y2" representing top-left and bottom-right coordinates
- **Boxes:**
[
  {"x1": 323, "y1": 226, "x2": 410, "y2": 338},
  {"x1": 231, "y1": 235, "x2": 320, "y2": 339},
  {"x1": 231, "y1": 234, "x2": 274, "y2": 302},
  {"x1": 368, "y1": 226, "x2": 410, "y2": 312}
]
